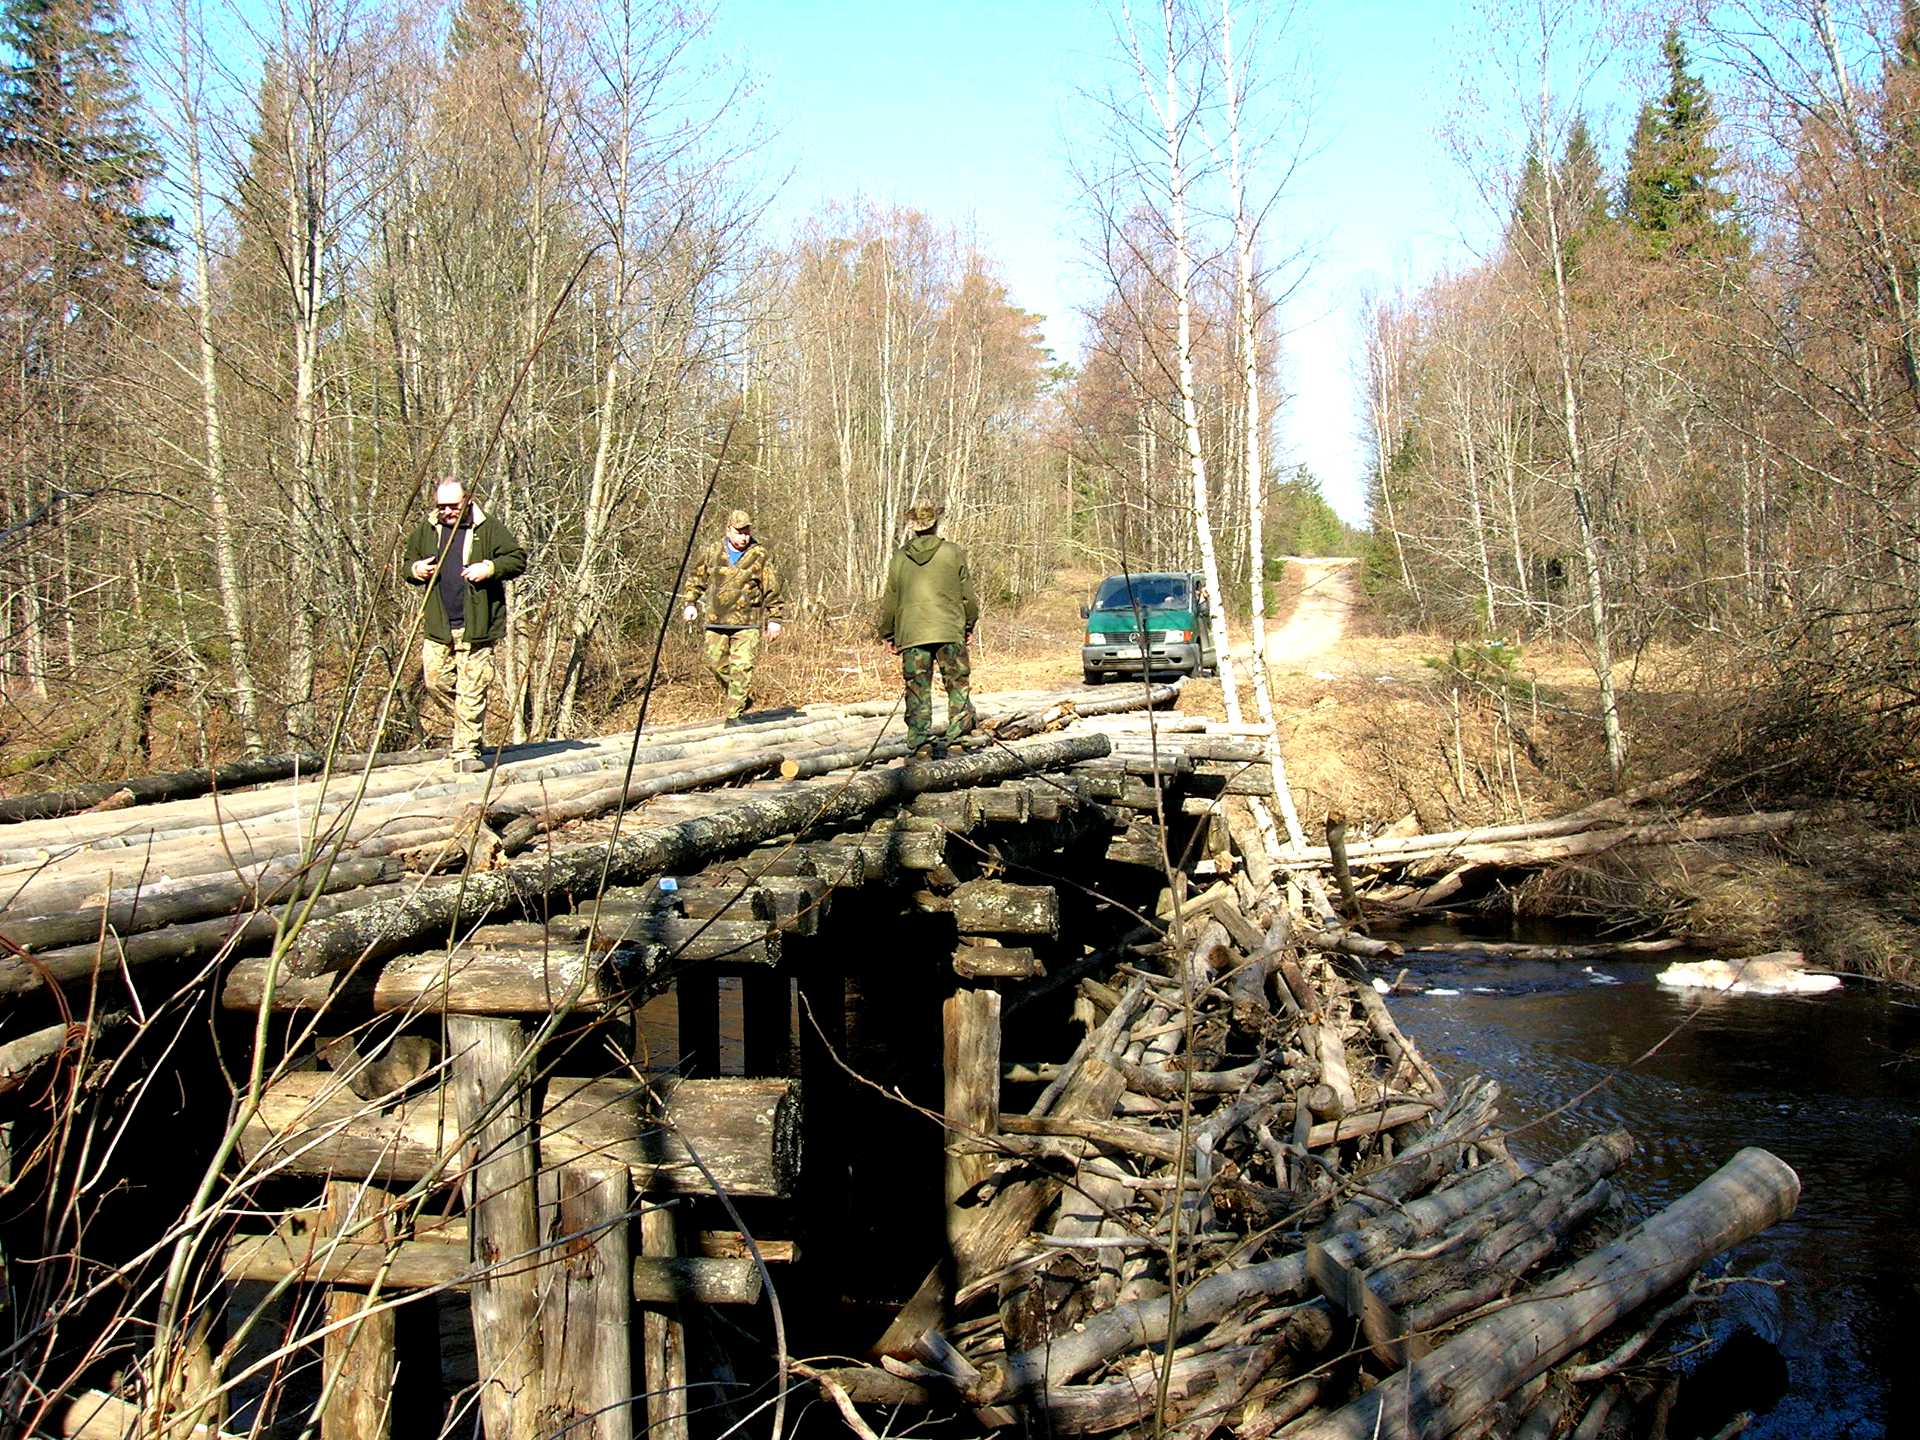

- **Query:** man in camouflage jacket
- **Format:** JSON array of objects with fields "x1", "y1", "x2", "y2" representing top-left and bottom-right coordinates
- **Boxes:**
[
  {"x1": 682, "y1": 508, "x2": 784, "y2": 722},
  {"x1": 876, "y1": 498, "x2": 980, "y2": 758}
]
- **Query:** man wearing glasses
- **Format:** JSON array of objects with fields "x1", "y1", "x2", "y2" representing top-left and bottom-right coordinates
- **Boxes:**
[
  {"x1": 404, "y1": 479, "x2": 528, "y2": 772},
  {"x1": 682, "y1": 508, "x2": 785, "y2": 725}
]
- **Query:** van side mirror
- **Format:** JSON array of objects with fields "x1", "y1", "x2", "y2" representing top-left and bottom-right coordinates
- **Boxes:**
[{"x1": 1079, "y1": 603, "x2": 1090, "y2": 619}]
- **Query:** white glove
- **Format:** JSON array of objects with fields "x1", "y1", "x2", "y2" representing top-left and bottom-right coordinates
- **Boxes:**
[
  {"x1": 767, "y1": 620, "x2": 783, "y2": 640},
  {"x1": 683, "y1": 605, "x2": 699, "y2": 623}
]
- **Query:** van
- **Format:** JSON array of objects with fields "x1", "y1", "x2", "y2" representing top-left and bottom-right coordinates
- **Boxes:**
[{"x1": 1080, "y1": 571, "x2": 1218, "y2": 683}]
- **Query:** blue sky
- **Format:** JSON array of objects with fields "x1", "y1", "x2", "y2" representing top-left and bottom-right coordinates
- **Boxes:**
[{"x1": 707, "y1": 0, "x2": 1493, "y2": 525}]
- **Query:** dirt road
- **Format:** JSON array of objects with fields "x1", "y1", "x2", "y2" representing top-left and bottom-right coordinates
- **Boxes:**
[{"x1": 1233, "y1": 557, "x2": 1358, "y2": 668}]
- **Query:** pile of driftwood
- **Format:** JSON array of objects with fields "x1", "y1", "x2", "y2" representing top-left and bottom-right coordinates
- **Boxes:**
[{"x1": 812, "y1": 875, "x2": 1799, "y2": 1439}]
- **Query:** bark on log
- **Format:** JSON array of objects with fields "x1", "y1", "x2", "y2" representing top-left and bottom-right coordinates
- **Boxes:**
[
  {"x1": 284, "y1": 734, "x2": 1109, "y2": 980},
  {"x1": 0, "y1": 750, "x2": 434, "y2": 826},
  {"x1": 951, "y1": 880, "x2": 1061, "y2": 938},
  {"x1": 1283, "y1": 1148, "x2": 1800, "y2": 1440},
  {"x1": 237, "y1": 1071, "x2": 799, "y2": 1197}
]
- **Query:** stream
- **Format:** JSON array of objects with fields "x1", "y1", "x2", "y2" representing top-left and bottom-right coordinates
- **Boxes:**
[{"x1": 1388, "y1": 935, "x2": 1920, "y2": 1439}]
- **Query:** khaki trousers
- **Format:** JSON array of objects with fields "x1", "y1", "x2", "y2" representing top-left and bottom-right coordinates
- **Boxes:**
[{"x1": 422, "y1": 628, "x2": 495, "y2": 758}]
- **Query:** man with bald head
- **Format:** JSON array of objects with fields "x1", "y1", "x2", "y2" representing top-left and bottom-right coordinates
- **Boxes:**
[{"x1": 404, "y1": 478, "x2": 527, "y2": 771}]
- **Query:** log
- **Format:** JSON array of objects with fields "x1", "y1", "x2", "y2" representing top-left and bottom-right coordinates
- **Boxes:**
[
  {"x1": 988, "y1": 1153, "x2": 1524, "y2": 1400},
  {"x1": 985, "y1": 680, "x2": 1183, "y2": 740},
  {"x1": 944, "y1": 989, "x2": 1002, "y2": 1249},
  {"x1": 222, "y1": 941, "x2": 609, "y2": 1016},
  {"x1": 640, "y1": 1205, "x2": 689, "y2": 1440},
  {"x1": 283, "y1": 733, "x2": 1110, "y2": 980},
  {"x1": 547, "y1": 912, "x2": 780, "y2": 967},
  {"x1": 0, "y1": 749, "x2": 434, "y2": 826},
  {"x1": 953, "y1": 942, "x2": 1044, "y2": 980},
  {"x1": 0, "y1": 880, "x2": 458, "y2": 1001},
  {"x1": 218, "y1": 1231, "x2": 763, "y2": 1304},
  {"x1": 0, "y1": 855, "x2": 402, "y2": 953},
  {"x1": 236, "y1": 1071, "x2": 799, "y2": 1197},
  {"x1": 950, "y1": 879, "x2": 1061, "y2": 938},
  {"x1": 540, "y1": 1163, "x2": 634, "y2": 1440},
  {"x1": 1033, "y1": 1309, "x2": 1334, "y2": 1434},
  {"x1": 318, "y1": 1182, "x2": 398, "y2": 1440},
  {"x1": 447, "y1": 1017, "x2": 544, "y2": 1440},
  {"x1": 1404, "y1": 937, "x2": 1689, "y2": 963},
  {"x1": 1302, "y1": 811, "x2": 1803, "y2": 874},
  {"x1": 1283, "y1": 1148, "x2": 1801, "y2": 1440},
  {"x1": 497, "y1": 750, "x2": 781, "y2": 854}
]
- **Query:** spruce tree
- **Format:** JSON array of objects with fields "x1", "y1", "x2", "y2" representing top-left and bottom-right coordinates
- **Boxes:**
[
  {"x1": 1621, "y1": 26, "x2": 1742, "y2": 262},
  {"x1": 0, "y1": 0, "x2": 170, "y2": 283},
  {"x1": 1504, "y1": 117, "x2": 1614, "y2": 276}
]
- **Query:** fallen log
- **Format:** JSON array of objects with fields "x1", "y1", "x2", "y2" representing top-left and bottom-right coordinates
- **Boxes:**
[
  {"x1": 1283, "y1": 1147, "x2": 1801, "y2": 1440},
  {"x1": 1403, "y1": 937, "x2": 1688, "y2": 963},
  {"x1": 1300, "y1": 811, "x2": 1802, "y2": 874}
]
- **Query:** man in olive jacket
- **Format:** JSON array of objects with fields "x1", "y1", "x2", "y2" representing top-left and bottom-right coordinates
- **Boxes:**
[
  {"x1": 404, "y1": 479, "x2": 528, "y2": 771},
  {"x1": 876, "y1": 498, "x2": 980, "y2": 758},
  {"x1": 682, "y1": 508, "x2": 784, "y2": 722}
]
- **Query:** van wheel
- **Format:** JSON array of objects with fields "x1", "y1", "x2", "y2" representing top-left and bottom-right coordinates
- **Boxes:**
[{"x1": 1083, "y1": 670, "x2": 1104, "y2": 686}]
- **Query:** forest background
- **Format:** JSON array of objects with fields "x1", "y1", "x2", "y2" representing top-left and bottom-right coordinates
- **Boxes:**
[{"x1": 1, "y1": 0, "x2": 1915, "y2": 829}]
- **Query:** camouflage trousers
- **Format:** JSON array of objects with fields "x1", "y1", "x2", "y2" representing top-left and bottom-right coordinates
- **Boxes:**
[
  {"x1": 703, "y1": 626, "x2": 761, "y2": 719},
  {"x1": 901, "y1": 642, "x2": 975, "y2": 747},
  {"x1": 421, "y1": 629, "x2": 494, "y2": 758}
]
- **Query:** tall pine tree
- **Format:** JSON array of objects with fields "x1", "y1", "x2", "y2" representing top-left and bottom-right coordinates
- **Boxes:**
[
  {"x1": 0, "y1": 0, "x2": 169, "y2": 286},
  {"x1": 1621, "y1": 26, "x2": 1742, "y2": 262}
]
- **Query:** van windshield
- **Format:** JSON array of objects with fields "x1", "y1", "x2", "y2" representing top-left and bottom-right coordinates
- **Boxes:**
[{"x1": 1092, "y1": 575, "x2": 1190, "y2": 612}]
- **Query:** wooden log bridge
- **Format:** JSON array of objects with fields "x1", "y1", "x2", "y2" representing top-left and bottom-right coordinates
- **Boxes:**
[{"x1": 0, "y1": 682, "x2": 1804, "y2": 1440}]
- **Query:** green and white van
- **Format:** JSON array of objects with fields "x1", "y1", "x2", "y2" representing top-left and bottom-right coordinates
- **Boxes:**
[{"x1": 1080, "y1": 571, "x2": 1218, "y2": 683}]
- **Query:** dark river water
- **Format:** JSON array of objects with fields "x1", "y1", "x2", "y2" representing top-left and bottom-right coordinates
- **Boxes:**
[{"x1": 1388, "y1": 942, "x2": 1920, "y2": 1440}]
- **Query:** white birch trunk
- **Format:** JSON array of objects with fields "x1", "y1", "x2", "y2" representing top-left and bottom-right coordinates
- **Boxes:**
[{"x1": 1220, "y1": 0, "x2": 1304, "y2": 850}]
